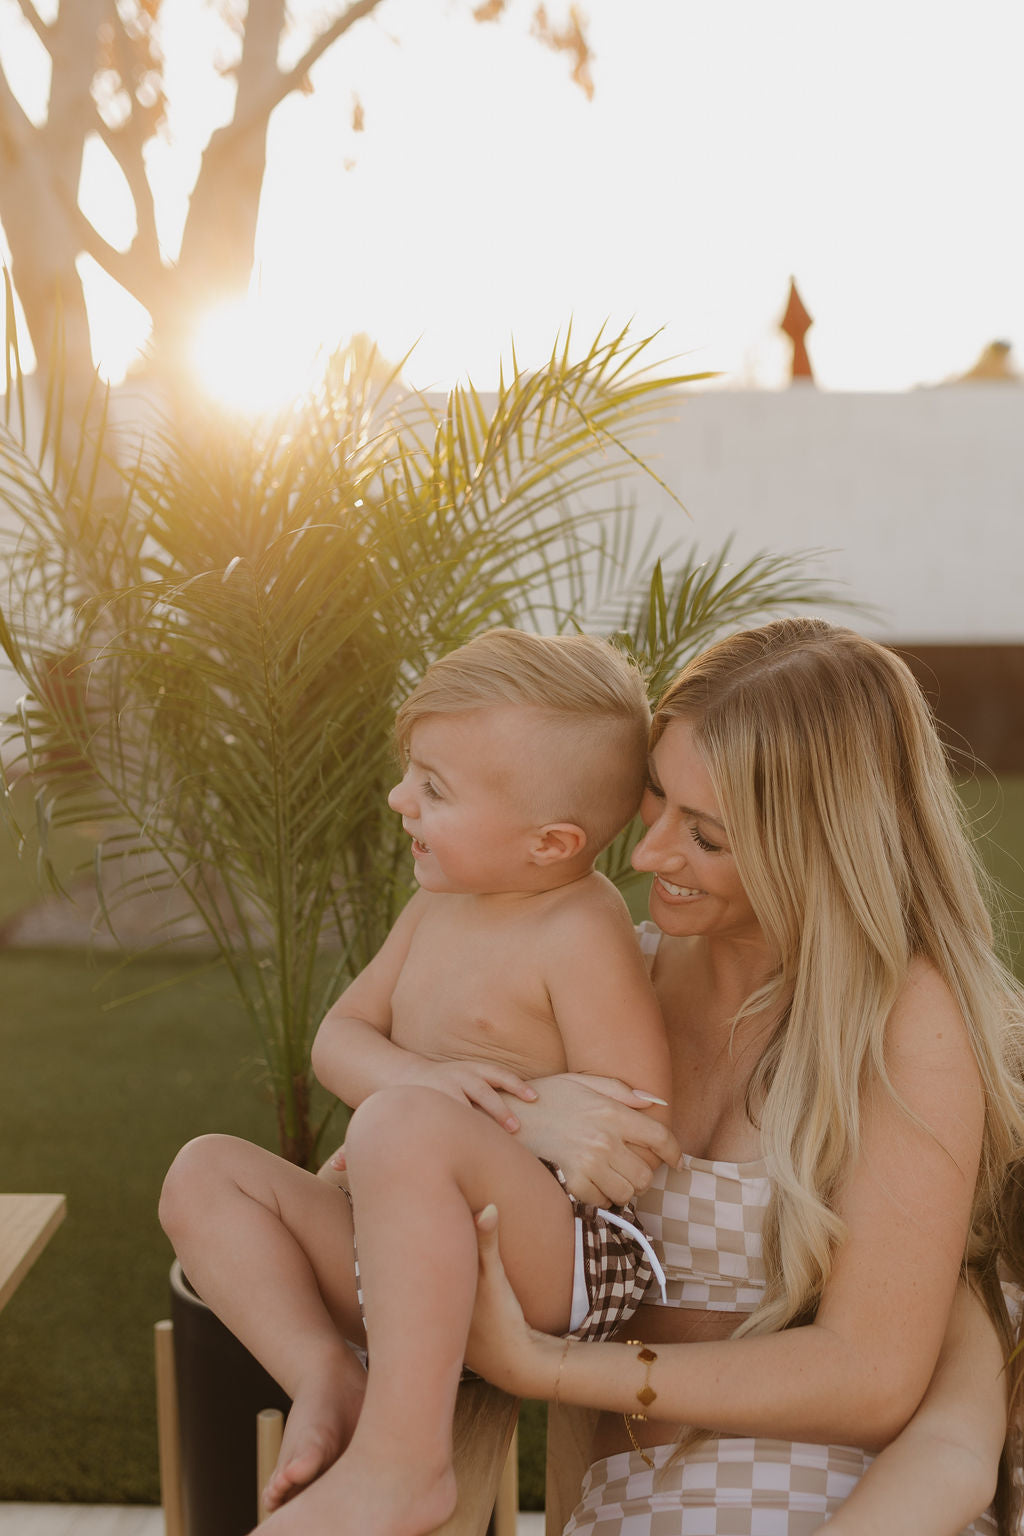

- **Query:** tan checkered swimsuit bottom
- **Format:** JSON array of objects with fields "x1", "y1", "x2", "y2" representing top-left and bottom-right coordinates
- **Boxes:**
[
  {"x1": 561, "y1": 924, "x2": 999, "y2": 1534},
  {"x1": 562, "y1": 1440, "x2": 997, "y2": 1535}
]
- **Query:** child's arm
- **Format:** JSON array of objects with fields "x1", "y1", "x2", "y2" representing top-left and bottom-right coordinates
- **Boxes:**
[
  {"x1": 544, "y1": 886, "x2": 672, "y2": 1130},
  {"x1": 312, "y1": 891, "x2": 536, "y2": 1127},
  {"x1": 812, "y1": 1284, "x2": 1006, "y2": 1535}
]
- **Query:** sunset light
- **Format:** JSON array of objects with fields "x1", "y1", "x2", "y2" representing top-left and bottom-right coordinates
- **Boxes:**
[{"x1": 187, "y1": 296, "x2": 325, "y2": 416}]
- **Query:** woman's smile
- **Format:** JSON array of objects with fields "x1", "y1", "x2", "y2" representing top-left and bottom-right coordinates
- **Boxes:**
[{"x1": 652, "y1": 875, "x2": 705, "y2": 900}]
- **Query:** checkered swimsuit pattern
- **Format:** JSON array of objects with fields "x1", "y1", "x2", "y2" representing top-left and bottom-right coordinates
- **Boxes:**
[
  {"x1": 343, "y1": 1160, "x2": 655, "y2": 1346},
  {"x1": 562, "y1": 1441, "x2": 998, "y2": 1535},
  {"x1": 543, "y1": 1161, "x2": 657, "y2": 1342},
  {"x1": 562, "y1": 922, "x2": 1005, "y2": 1533},
  {"x1": 634, "y1": 1154, "x2": 771, "y2": 1313}
]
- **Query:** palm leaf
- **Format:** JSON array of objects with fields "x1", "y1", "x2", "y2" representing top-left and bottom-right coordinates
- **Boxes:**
[{"x1": 0, "y1": 317, "x2": 831, "y2": 1164}]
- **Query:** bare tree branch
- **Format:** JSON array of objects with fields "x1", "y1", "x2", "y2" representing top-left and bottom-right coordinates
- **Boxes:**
[
  {"x1": 233, "y1": 0, "x2": 287, "y2": 122},
  {"x1": 275, "y1": 0, "x2": 389, "y2": 112},
  {"x1": 89, "y1": 9, "x2": 164, "y2": 267},
  {"x1": 12, "y1": 0, "x2": 52, "y2": 54},
  {"x1": 73, "y1": 201, "x2": 166, "y2": 311},
  {"x1": 91, "y1": 116, "x2": 164, "y2": 272},
  {"x1": 108, "y1": 4, "x2": 144, "y2": 108},
  {"x1": 0, "y1": 52, "x2": 36, "y2": 154}
]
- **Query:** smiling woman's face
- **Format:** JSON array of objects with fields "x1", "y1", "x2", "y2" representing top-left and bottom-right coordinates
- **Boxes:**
[{"x1": 631, "y1": 718, "x2": 763, "y2": 944}]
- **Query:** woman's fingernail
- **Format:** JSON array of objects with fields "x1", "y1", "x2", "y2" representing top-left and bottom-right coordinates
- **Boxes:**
[
  {"x1": 523, "y1": 1086, "x2": 538, "y2": 1100},
  {"x1": 504, "y1": 1115, "x2": 521, "y2": 1133},
  {"x1": 634, "y1": 1090, "x2": 669, "y2": 1106}
]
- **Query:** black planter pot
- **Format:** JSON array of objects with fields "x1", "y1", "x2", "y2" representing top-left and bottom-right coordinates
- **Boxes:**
[{"x1": 170, "y1": 1259, "x2": 291, "y2": 1536}]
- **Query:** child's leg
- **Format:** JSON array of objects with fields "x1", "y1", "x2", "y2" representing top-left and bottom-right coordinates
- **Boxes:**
[
  {"x1": 159, "y1": 1134, "x2": 367, "y2": 1506},
  {"x1": 255, "y1": 1083, "x2": 577, "y2": 1536}
]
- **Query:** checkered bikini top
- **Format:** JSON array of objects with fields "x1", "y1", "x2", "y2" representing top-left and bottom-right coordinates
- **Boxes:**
[
  {"x1": 635, "y1": 923, "x2": 772, "y2": 1313},
  {"x1": 634, "y1": 1153, "x2": 771, "y2": 1312}
]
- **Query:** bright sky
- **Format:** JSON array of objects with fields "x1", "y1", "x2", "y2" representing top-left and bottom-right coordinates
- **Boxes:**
[{"x1": 3, "y1": 0, "x2": 1023, "y2": 402}]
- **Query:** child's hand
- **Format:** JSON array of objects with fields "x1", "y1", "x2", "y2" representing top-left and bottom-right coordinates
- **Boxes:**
[{"x1": 406, "y1": 1058, "x2": 538, "y2": 1131}]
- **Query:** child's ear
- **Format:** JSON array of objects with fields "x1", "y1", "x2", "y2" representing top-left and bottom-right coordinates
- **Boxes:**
[{"x1": 530, "y1": 822, "x2": 588, "y2": 865}]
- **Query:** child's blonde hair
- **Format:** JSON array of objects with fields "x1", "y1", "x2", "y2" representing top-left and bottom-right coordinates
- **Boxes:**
[{"x1": 395, "y1": 628, "x2": 651, "y2": 853}]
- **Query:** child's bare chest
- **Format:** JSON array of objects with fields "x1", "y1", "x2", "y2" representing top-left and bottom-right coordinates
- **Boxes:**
[{"x1": 390, "y1": 905, "x2": 567, "y2": 1078}]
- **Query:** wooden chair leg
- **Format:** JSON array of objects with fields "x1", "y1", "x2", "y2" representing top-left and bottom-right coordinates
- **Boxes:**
[
  {"x1": 256, "y1": 1407, "x2": 285, "y2": 1525},
  {"x1": 491, "y1": 1424, "x2": 518, "y2": 1536},
  {"x1": 545, "y1": 1404, "x2": 598, "y2": 1536},
  {"x1": 432, "y1": 1377, "x2": 520, "y2": 1535},
  {"x1": 154, "y1": 1319, "x2": 187, "y2": 1536}
]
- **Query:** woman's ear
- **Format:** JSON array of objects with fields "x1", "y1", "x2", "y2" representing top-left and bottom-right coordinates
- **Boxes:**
[{"x1": 530, "y1": 822, "x2": 588, "y2": 865}]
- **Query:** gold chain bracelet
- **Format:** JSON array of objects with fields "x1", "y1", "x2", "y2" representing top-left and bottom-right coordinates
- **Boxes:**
[
  {"x1": 553, "y1": 1335, "x2": 573, "y2": 1406},
  {"x1": 622, "y1": 1339, "x2": 658, "y2": 1469}
]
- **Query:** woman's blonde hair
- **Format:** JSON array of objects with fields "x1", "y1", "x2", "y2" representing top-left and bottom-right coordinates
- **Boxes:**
[{"x1": 654, "y1": 618, "x2": 1024, "y2": 1501}]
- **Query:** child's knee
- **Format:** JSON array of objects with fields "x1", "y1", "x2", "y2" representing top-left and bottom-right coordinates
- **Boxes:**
[
  {"x1": 344, "y1": 1086, "x2": 456, "y2": 1171},
  {"x1": 159, "y1": 1132, "x2": 238, "y2": 1237}
]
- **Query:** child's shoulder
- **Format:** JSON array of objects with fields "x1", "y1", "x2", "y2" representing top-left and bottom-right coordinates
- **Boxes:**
[{"x1": 541, "y1": 869, "x2": 636, "y2": 940}]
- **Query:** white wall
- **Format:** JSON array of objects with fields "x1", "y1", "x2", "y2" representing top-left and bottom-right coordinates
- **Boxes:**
[
  {"x1": 618, "y1": 384, "x2": 1023, "y2": 644},
  {"x1": 3, "y1": 383, "x2": 1021, "y2": 718}
]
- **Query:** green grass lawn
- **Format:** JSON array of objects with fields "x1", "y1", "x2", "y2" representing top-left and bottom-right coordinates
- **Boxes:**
[
  {"x1": 959, "y1": 772, "x2": 1024, "y2": 972},
  {"x1": 0, "y1": 950, "x2": 282, "y2": 1501},
  {"x1": 1, "y1": 776, "x2": 1022, "y2": 1504}
]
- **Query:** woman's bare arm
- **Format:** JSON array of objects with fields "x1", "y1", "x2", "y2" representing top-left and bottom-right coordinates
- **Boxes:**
[
  {"x1": 809, "y1": 1285, "x2": 1005, "y2": 1535},
  {"x1": 469, "y1": 963, "x2": 986, "y2": 1450}
]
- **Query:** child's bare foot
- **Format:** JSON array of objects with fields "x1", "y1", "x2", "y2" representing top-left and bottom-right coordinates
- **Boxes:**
[
  {"x1": 261, "y1": 1358, "x2": 366, "y2": 1514},
  {"x1": 255, "y1": 1441, "x2": 457, "y2": 1536}
]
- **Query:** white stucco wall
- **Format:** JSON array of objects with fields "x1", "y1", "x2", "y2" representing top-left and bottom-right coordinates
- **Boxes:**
[
  {"x1": 611, "y1": 383, "x2": 1023, "y2": 644},
  {"x1": 2, "y1": 382, "x2": 1021, "y2": 717}
]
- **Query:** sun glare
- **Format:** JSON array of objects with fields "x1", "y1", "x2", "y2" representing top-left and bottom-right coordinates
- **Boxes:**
[{"x1": 189, "y1": 297, "x2": 325, "y2": 415}]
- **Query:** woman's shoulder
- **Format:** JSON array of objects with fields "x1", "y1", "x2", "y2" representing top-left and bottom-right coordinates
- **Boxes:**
[
  {"x1": 882, "y1": 957, "x2": 984, "y2": 1135},
  {"x1": 889, "y1": 956, "x2": 969, "y2": 1046}
]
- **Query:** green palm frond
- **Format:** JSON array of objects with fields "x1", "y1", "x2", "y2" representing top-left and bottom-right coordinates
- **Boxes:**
[{"x1": 0, "y1": 308, "x2": 832, "y2": 1164}]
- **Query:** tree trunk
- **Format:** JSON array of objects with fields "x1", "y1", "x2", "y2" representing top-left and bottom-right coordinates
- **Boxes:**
[{"x1": 0, "y1": 1, "x2": 108, "y2": 438}]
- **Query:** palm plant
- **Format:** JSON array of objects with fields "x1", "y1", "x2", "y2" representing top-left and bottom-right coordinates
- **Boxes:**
[{"x1": 0, "y1": 311, "x2": 830, "y2": 1166}]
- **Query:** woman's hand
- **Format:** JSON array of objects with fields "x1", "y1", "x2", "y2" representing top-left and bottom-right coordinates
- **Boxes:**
[
  {"x1": 465, "y1": 1204, "x2": 563, "y2": 1398},
  {"x1": 506, "y1": 1073, "x2": 680, "y2": 1205}
]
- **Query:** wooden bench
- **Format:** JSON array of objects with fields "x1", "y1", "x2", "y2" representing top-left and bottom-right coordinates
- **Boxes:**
[{"x1": 0, "y1": 1193, "x2": 66, "y2": 1314}]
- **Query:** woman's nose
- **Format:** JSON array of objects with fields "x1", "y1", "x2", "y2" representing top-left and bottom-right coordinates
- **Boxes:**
[
  {"x1": 631, "y1": 815, "x2": 674, "y2": 873},
  {"x1": 631, "y1": 826, "x2": 657, "y2": 873}
]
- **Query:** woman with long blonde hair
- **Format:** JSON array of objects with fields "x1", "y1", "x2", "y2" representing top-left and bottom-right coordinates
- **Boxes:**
[{"x1": 468, "y1": 618, "x2": 1024, "y2": 1534}]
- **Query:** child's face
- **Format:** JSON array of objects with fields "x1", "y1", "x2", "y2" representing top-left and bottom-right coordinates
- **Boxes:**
[{"x1": 388, "y1": 708, "x2": 543, "y2": 895}]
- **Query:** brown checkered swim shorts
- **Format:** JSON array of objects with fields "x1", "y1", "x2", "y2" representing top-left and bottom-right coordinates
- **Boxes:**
[
  {"x1": 563, "y1": 1440, "x2": 999, "y2": 1535},
  {"x1": 343, "y1": 1158, "x2": 663, "y2": 1346},
  {"x1": 542, "y1": 1160, "x2": 664, "y2": 1342}
]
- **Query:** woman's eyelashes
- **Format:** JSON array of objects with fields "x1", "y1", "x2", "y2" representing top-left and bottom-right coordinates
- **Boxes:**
[
  {"x1": 421, "y1": 778, "x2": 442, "y2": 801},
  {"x1": 690, "y1": 824, "x2": 722, "y2": 854}
]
